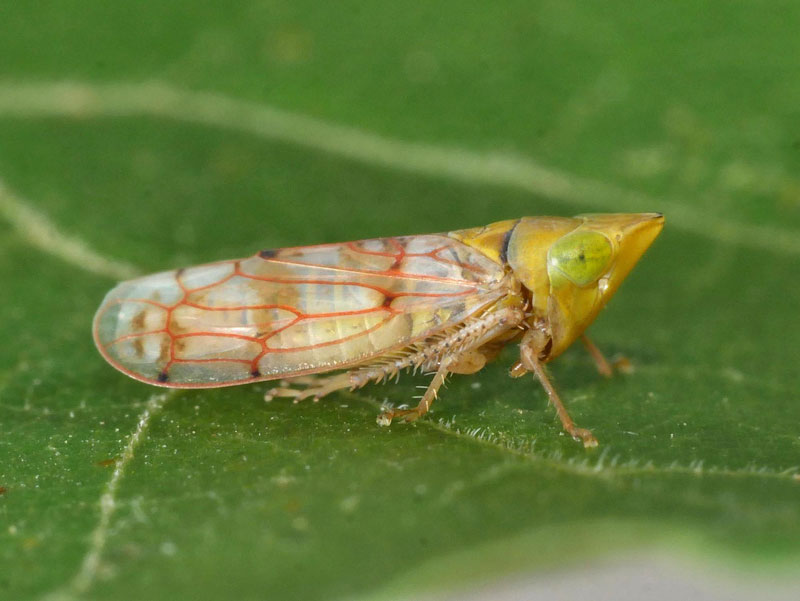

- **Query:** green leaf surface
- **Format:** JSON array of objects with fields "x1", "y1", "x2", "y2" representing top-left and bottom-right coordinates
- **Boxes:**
[{"x1": 1, "y1": 2, "x2": 799, "y2": 600}]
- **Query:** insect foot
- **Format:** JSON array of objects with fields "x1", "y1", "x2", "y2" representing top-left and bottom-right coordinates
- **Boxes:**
[
  {"x1": 265, "y1": 373, "x2": 353, "y2": 404},
  {"x1": 264, "y1": 386, "x2": 319, "y2": 404},
  {"x1": 376, "y1": 407, "x2": 422, "y2": 426},
  {"x1": 571, "y1": 427, "x2": 599, "y2": 449}
]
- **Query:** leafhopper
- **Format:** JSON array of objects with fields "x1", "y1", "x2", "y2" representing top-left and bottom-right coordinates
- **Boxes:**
[{"x1": 94, "y1": 213, "x2": 664, "y2": 447}]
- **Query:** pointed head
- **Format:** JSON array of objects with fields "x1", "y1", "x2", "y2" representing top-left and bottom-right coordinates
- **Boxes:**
[{"x1": 507, "y1": 213, "x2": 664, "y2": 359}]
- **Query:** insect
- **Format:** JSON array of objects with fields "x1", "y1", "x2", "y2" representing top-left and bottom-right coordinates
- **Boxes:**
[{"x1": 93, "y1": 213, "x2": 663, "y2": 447}]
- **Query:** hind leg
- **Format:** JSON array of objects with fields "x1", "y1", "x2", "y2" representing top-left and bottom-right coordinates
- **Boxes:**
[
  {"x1": 264, "y1": 372, "x2": 352, "y2": 403},
  {"x1": 376, "y1": 361, "x2": 450, "y2": 425},
  {"x1": 377, "y1": 317, "x2": 522, "y2": 425}
]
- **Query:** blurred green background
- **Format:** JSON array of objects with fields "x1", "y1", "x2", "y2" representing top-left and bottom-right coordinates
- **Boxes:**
[{"x1": 1, "y1": 2, "x2": 799, "y2": 600}]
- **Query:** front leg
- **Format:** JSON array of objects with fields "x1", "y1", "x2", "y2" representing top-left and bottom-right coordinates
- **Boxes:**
[
  {"x1": 580, "y1": 334, "x2": 613, "y2": 378},
  {"x1": 510, "y1": 334, "x2": 621, "y2": 380},
  {"x1": 519, "y1": 329, "x2": 598, "y2": 448},
  {"x1": 580, "y1": 334, "x2": 633, "y2": 377}
]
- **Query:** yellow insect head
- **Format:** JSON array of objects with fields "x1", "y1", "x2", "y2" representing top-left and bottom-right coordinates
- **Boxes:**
[{"x1": 506, "y1": 213, "x2": 664, "y2": 359}]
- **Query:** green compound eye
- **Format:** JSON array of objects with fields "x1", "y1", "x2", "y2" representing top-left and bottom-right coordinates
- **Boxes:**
[{"x1": 547, "y1": 230, "x2": 613, "y2": 287}]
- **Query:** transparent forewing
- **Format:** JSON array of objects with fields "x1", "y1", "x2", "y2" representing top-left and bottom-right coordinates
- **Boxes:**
[{"x1": 93, "y1": 234, "x2": 507, "y2": 387}]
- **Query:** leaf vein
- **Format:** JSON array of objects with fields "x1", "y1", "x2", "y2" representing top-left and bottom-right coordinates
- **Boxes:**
[
  {"x1": 344, "y1": 390, "x2": 800, "y2": 483},
  {"x1": 0, "y1": 80, "x2": 798, "y2": 255},
  {"x1": 42, "y1": 391, "x2": 177, "y2": 601}
]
